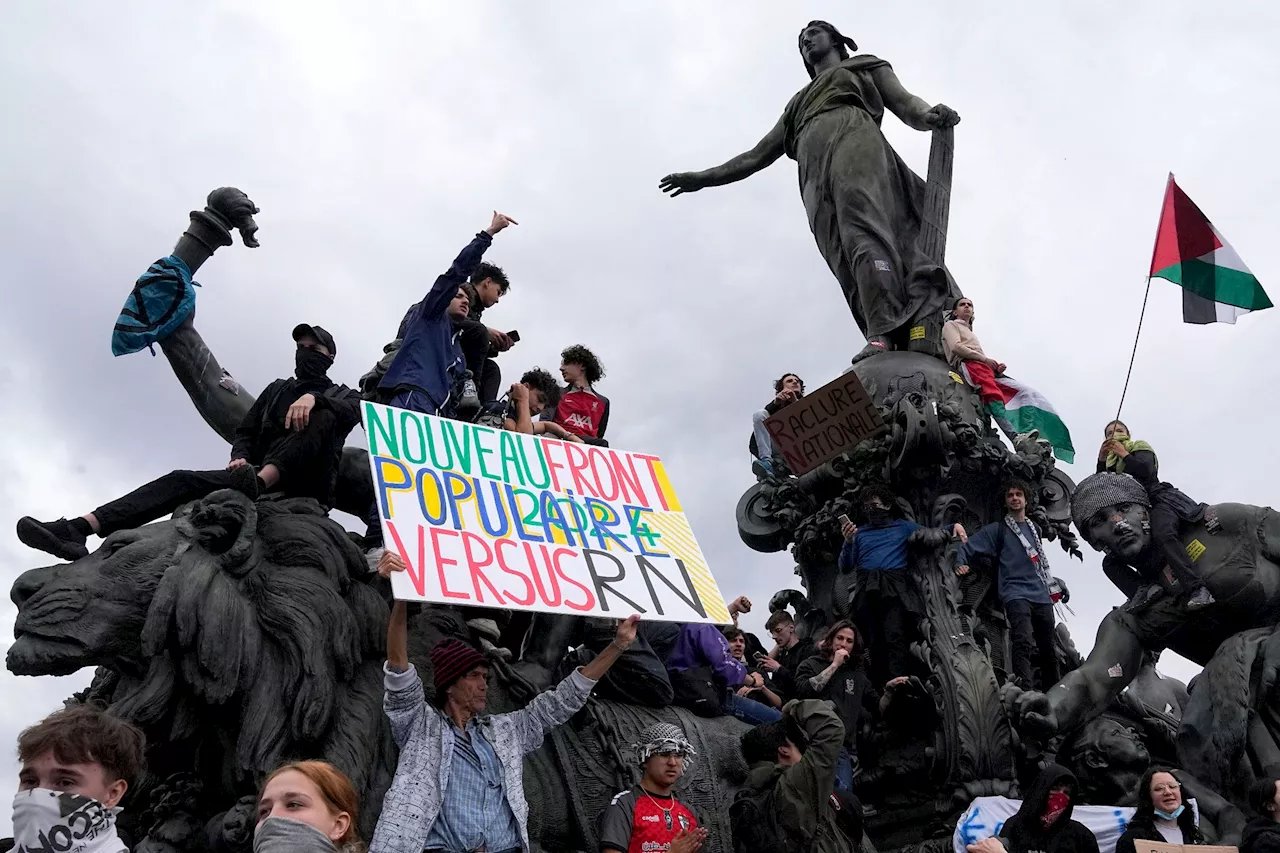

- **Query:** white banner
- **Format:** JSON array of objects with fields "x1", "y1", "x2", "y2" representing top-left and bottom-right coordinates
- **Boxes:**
[{"x1": 954, "y1": 796, "x2": 1137, "y2": 853}]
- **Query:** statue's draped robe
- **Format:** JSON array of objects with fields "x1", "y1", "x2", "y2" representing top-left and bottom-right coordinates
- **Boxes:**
[{"x1": 782, "y1": 55, "x2": 960, "y2": 340}]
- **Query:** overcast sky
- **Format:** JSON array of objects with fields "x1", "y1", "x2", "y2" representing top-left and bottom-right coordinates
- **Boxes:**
[{"x1": 3, "y1": 1, "x2": 1278, "y2": 834}]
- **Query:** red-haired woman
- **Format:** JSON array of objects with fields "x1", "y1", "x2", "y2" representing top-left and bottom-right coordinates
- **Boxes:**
[{"x1": 255, "y1": 760, "x2": 363, "y2": 853}]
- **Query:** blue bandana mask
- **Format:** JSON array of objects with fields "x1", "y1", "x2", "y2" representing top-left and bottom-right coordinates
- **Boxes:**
[{"x1": 1155, "y1": 805, "x2": 1185, "y2": 821}]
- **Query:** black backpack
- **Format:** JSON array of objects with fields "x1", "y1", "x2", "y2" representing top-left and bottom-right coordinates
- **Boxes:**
[{"x1": 730, "y1": 785, "x2": 791, "y2": 853}]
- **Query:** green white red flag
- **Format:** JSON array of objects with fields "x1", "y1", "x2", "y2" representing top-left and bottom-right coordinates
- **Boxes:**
[
  {"x1": 1149, "y1": 174, "x2": 1271, "y2": 324},
  {"x1": 986, "y1": 375, "x2": 1075, "y2": 464}
]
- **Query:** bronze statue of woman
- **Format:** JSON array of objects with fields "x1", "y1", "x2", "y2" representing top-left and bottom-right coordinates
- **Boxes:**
[{"x1": 660, "y1": 21, "x2": 962, "y2": 363}]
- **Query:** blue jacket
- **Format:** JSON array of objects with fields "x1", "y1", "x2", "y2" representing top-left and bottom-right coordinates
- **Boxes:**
[
  {"x1": 839, "y1": 519, "x2": 921, "y2": 572},
  {"x1": 956, "y1": 520, "x2": 1052, "y2": 605},
  {"x1": 379, "y1": 232, "x2": 493, "y2": 413}
]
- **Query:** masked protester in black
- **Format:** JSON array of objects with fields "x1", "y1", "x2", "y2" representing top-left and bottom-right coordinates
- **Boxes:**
[
  {"x1": 17, "y1": 324, "x2": 363, "y2": 561},
  {"x1": 992, "y1": 765, "x2": 1099, "y2": 853}
]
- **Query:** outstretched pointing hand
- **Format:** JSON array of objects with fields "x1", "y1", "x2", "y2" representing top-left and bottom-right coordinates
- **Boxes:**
[{"x1": 486, "y1": 211, "x2": 518, "y2": 236}]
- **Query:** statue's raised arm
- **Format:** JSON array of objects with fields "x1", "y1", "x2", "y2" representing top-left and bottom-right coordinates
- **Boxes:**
[{"x1": 657, "y1": 20, "x2": 964, "y2": 363}]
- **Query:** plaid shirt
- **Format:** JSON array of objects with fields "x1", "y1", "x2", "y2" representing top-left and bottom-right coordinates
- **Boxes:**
[
  {"x1": 369, "y1": 664, "x2": 596, "y2": 853},
  {"x1": 424, "y1": 716, "x2": 521, "y2": 852}
]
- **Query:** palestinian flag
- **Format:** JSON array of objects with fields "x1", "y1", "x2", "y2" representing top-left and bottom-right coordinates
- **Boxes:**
[
  {"x1": 959, "y1": 365, "x2": 1075, "y2": 464},
  {"x1": 1150, "y1": 174, "x2": 1271, "y2": 324},
  {"x1": 987, "y1": 375, "x2": 1074, "y2": 463}
]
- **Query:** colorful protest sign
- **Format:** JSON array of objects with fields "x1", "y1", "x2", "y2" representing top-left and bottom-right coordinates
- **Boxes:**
[
  {"x1": 363, "y1": 402, "x2": 731, "y2": 624},
  {"x1": 763, "y1": 371, "x2": 885, "y2": 475}
]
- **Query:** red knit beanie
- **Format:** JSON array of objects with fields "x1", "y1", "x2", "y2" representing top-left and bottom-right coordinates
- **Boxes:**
[{"x1": 431, "y1": 639, "x2": 488, "y2": 693}]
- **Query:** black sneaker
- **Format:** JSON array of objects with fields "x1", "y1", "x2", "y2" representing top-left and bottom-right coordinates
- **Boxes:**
[
  {"x1": 227, "y1": 464, "x2": 260, "y2": 501},
  {"x1": 16, "y1": 517, "x2": 89, "y2": 561},
  {"x1": 1186, "y1": 586, "x2": 1216, "y2": 610}
]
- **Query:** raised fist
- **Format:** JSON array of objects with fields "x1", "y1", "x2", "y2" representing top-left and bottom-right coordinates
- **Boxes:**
[{"x1": 207, "y1": 187, "x2": 262, "y2": 248}]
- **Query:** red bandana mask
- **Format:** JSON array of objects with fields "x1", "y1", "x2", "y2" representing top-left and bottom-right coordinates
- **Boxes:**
[{"x1": 1041, "y1": 791, "x2": 1070, "y2": 828}]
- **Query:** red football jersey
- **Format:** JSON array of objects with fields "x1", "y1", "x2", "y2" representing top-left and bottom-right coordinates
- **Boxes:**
[
  {"x1": 555, "y1": 387, "x2": 606, "y2": 438},
  {"x1": 598, "y1": 786, "x2": 698, "y2": 853}
]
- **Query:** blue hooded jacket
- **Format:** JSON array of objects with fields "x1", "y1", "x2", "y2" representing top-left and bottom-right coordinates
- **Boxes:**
[{"x1": 379, "y1": 231, "x2": 492, "y2": 413}]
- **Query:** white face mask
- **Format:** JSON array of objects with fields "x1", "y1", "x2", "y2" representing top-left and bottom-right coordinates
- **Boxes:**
[{"x1": 12, "y1": 789, "x2": 126, "y2": 853}]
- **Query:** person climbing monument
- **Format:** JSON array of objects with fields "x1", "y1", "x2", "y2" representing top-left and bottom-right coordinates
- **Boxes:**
[
  {"x1": 839, "y1": 484, "x2": 966, "y2": 687},
  {"x1": 373, "y1": 210, "x2": 517, "y2": 416},
  {"x1": 598, "y1": 723, "x2": 707, "y2": 853},
  {"x1": 369, "y1": 593, "x2": 640, "y2": 853},
  {"x1": 750, "y1": 372, "x2": 805, "y2": 479},
  {"x1": 544, "y1": 344, "x2": 611, "y2": 446},
  {"x1": 458, "y1": 261, "x2": 516, "y2": 405},
  {"x1": 724, "y1": 627, "x2": 783, "y2": 710},
  {"x1": 666, "y1": 599, "x2": 782, "y2": 725},
  {"x1": 1096, "y1": 420, "x2": 1214, "y2": 609},
  {"x1": 955, "y1": 480, "x2": 1062, "y2": 691},
  {"x1": 942, "y1": 297, "x2": 1015, "y2": 442},
  {"x1": 18, "y1": 324, "x2": 362, "y2": 561}
]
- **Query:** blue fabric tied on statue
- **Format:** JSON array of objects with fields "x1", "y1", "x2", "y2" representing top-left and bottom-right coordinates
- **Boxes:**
[{"x1": 111, "y1": 255, "x2": 200, "y2": 356}]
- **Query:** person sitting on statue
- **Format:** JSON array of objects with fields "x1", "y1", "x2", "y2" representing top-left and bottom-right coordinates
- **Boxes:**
[
  {"x1": 598, "y1": 723, "x2": 707, "y2": 853},
  {"x1": 1243, "y1": 778, "x2": 1280, "y2": 853},
  {"x1": 955, "y1": 480, "x2": 1063, "y2": 691},
  {"x1": 665, "y1": 598, "x2": 782, "y2": 725},
  {"x1": 369, "y1": 595, "x2": 640, "y2": 853},
  {"x1": 457, "y1": 261, "x2": 516, "y2": 406},
  {"x1": 13, "y1": 706, "x2": 146, "y2": 853},
  {"x1": 838, "y1": 485, "x2": 967, "y2": 687},
  {"x1": 942, "y1": 296, "x2": 1019, "y2": 442},
  {"x1": 724, "y1": 626, "x2": 783, "y2": 710},
  {"x1": 545, "y1": 344, "x2": 612, "y2": 446},
  {"x1": 18, "y1": 324, "x2": 362, "y2": 561},
  {"x1": 796, "y1": 620, "x2": 906, "y2": 801},
  {"x1": 1096, "y1": 420, "x2": 1214, "y2": 609},
  {"x1": 474, "y1": 367, "x2": 570, "y2": 438},
  {"x1": 965, "y1": 764, "x2": 1099, "y2": 853},
  {"x1": 375, "y1": 211, "x2": 516, "y2": 416},
  {"x1": 749, "y1": 372, "x2": 805, "y2": 479},
  {"x1": 1114, "y1": 767, "x2": 1205, "y2": 853},
  {"x1": 735, "y1": 700, "x2": 862, "y2": 853},
  {"x1": 255, "y1": 761, "x2": 363, "y2": 853}
]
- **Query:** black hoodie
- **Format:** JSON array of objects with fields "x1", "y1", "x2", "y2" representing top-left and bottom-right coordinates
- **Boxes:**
[
  {"x1": 1000, "y1": 764, "x2": 1100, "y2": 853},
  {"x1": 1243, "y1": 818, "x2": 1280, "y2": 853}
]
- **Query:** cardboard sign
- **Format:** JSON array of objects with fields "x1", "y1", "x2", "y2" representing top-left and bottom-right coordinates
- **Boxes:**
[
  {"x1": 763, "y1": 372, "x2": 885, "y2": 475},
  {"x1": 1134, "y1": 844, "x2": 1236, "y2": 853},
  {"x1": 363, "y1": 403, "x2": 730, "y2": 624}
]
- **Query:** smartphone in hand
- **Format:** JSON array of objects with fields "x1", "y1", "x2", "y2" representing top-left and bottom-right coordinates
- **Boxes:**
[{"x1": 507, "y1": 330, "x2": 521, "y2": 343}]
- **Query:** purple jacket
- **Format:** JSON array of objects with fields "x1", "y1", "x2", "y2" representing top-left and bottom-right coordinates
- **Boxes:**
[{"x1": 666, "y1": 624, "x2": 746, "y2": 687}]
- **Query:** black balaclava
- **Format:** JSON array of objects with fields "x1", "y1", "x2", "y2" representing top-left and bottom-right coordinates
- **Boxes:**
[{"x1": 295, "y1": 348, "x2": 333, "y2": 383}]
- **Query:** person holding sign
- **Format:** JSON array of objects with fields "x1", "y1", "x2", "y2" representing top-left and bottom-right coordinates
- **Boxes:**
[
  {"x1": 369, "y1": 585, "x2": 640, "y2": 853},
  {"x1": 966, "y1": 764, "x2": 1099, "y2": 853},
  {"x1": 1114, "y1": 767, "x2": 1205, "y2": 853},
  {"x1": 955, "y1": 481, "x2": 1063, "y2": 692}
]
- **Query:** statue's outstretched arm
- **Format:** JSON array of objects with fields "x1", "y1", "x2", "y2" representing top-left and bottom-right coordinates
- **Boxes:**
[
  {"x1": 658, "y1": 116, "x2": 785, "y2": 196},
  {"x1": 159, "y1": 189, "x2": 263, "y2": 443},
  {"x1": 871, "y1": 65, "x2": 960, "y2": 132}
]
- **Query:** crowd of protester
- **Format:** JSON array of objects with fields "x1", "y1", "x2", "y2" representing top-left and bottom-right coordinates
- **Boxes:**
[{"x1": 6, "y1": 222, "x2": 1237, "y2": 853}]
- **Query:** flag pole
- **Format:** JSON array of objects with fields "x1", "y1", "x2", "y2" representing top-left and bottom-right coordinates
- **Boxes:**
[
  {"x1": 1114, "y1": 275, "x2": 1153, "y2": 422},
  {"x1": 1115, "y1": 173, "x2": 1175, "y2": 422}
]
